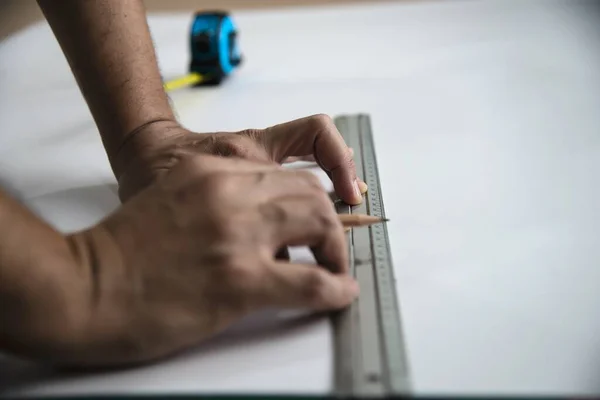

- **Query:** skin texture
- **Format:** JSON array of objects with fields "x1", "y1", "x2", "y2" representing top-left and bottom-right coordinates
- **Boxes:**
[
  {"x1": 0, "y1": 156, "x2": 359, "y2": 366},
  {"x1": 36, "y1": 0, "x2": 367, "y2": 205},
  {"x1": 116, "y1": 115, "x2": 368, "y2": 202},
  {"x1": 0, "y1": 189, "x2": 90, "y2": 362},
  {"x1": 36, "y1": 0, "x2": 176, "y2": 173},
  {"x1": 0, "y1": 0, "x2": 367, "y2": 365}
]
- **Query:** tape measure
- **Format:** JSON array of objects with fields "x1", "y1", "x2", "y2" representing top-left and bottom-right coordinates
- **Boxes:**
[
  {"x1": 333, "y1": 114, "x2": 412, "y2": 397},
  {"x1": 164, "y1": 11, "x2": 242, "y2": 91}
]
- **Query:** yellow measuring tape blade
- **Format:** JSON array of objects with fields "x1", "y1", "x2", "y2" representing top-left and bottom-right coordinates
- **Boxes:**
[{"x1": 163, "y1": 73, "x2": 204, "y2": 91}]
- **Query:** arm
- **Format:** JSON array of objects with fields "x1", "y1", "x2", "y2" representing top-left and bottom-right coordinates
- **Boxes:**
[
  {"x1": 36, "y1": 0, "x2": 177, "y2": 178},
  {"x1": 37, "y1": 0, "x2": 365, "y2": 205},
  {"x1": 0, "y1": 189, "x2": 91, "y2": 362}
]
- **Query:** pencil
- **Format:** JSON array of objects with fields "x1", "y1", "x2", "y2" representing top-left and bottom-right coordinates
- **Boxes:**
[{"x1": 339, "y1": 214, "x2": 388, "y2": 231}]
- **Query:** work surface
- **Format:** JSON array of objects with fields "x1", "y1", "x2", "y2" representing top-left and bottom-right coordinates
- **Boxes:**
[{"x1": 1, "y1": 0, "x2": 600, "y2": 396}]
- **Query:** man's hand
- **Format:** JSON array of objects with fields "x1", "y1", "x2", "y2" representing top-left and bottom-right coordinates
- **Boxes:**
[
  {"x1": 36, "y1": 1, "x2": 365, "y2": 207},
  {"x1": 58, "y1": 155, "x2": 358, "y2": 367},
  {"x1": 115, "y1": 114, "x2": 368, "y2": 205}
]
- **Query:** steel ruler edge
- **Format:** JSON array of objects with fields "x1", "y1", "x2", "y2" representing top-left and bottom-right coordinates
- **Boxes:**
[{"x1": 332, "y1": 114, "x2": 411, "y2": 397}]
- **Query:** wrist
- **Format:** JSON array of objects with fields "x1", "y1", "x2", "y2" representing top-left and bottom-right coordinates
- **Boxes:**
[{"x1": 111, "y1": 118, "x2": 187, "y2": 181}]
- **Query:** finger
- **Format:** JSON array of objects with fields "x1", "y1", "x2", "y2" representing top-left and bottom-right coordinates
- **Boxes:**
[
  {"x1": 260, "y1": 114, "x2": 362, "y2": 205},
  {"x1": 259, "y1": 262, "x2": 359, "y2": 310},
  {"x1": 260, "y1": 191, "x2": 348, "y2": 273},
  {"x1": 358, "y1": 180, "x2": 368, "y2": 194},
  {"x1": 326, "y1": 148, "x2": 367, "y2": 193}
]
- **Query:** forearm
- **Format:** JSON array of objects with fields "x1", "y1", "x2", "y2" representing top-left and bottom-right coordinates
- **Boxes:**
[
  {"x1": 0, "y1": 189, "x2": 91, "y2": 362},
  {"x1": 37, "y1": 0, "x2": 176, "y2": 178}
]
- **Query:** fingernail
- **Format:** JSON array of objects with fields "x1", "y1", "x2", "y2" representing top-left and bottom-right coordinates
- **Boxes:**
[
  {"x1": 358, "y1": 180, "x2": 368, "y2": 194},
  {"x1": 353, "y1": 179, "x2": 362, "y2": 200}
]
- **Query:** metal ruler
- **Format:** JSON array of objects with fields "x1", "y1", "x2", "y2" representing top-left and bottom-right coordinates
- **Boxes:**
[{"x1": 332, "y1": 114, "x2": 411, "y2": 397}]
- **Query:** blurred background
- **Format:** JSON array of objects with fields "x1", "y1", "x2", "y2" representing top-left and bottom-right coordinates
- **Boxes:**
[{"x1": 1, "y1": 0, "x2": 401, "y2": 40}]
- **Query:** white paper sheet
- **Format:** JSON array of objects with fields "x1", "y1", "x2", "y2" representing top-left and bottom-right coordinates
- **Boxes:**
[{"x1": 1, "y1": 0, "x2": 599, "y2": 396}]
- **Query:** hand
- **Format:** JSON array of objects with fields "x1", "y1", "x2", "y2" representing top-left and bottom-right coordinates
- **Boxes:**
[
  {"x1": 114, "y1": 114, "x2": 368, "y2": 204},
  {"x1": 64, "y1": 155, "x2": 359, "y2": 366}
]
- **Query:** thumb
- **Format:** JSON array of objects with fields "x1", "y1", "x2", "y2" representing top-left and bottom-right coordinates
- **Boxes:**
[{"x1": 259, "y1": 114, "x2": 365, "y2": 205}]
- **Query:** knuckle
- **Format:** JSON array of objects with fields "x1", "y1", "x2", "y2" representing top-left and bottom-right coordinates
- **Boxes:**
[
  {"x1": 297, "y1": 171, "x2": 322, "y2": 191},
  {"x1": 258, "y1": 201, "x2": 288, "y2": 224},
  {"x1": 307, "y1": 187, "x2": 336, "y2": 220},
  {"x1": 219, "y1": 256, "x2": 264, "y2": 307},
  {"x1": 201, "y1": 173, "x2": 238, "y2": 200},
  {"x1": 199, "y1": 176, "x2": 241, "y2": 237},
  {"x1": 186, "y1": 155, "x2": 211, "y2": 176},
  {"x1": 223, "y1": 257, "x2": 259, "y2": 285},
  {"x1": 315, "y1": 208, "x2": 338, "y2": 232},
  {"x1": 309, "y1": 113, "x2": 333, "y2": 130},
  {"x1": 313, "y1": 187, "x2": 333, "y2": 208}
]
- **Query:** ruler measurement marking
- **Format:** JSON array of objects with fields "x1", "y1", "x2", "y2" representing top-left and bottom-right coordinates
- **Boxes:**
[
  {"x1": 333, "y1": 114, "x2": 411, "y2": 397},
  {"x1": 359, "y1": 114, "x2": 411, "y2": 394},
  {"x1": 346, "y1": 113, "x2": 384, "y2": 395}
]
